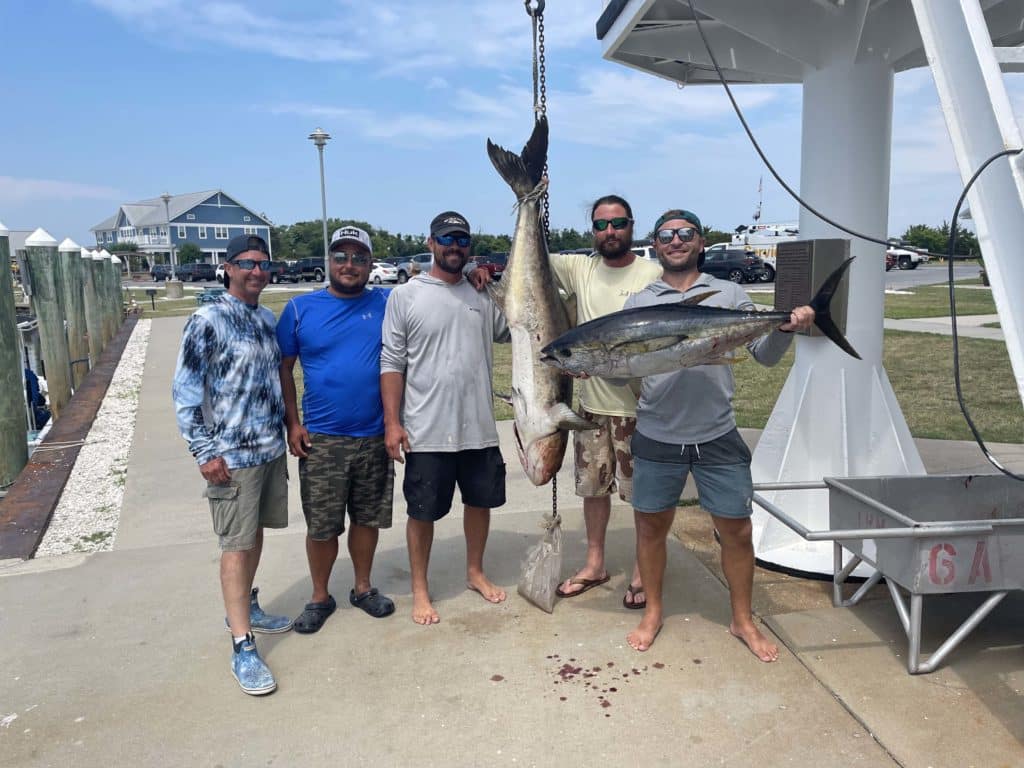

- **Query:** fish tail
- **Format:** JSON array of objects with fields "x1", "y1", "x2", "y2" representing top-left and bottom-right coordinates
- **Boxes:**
[
  {"x1": 810, "y1": 257, "x2": 862, "y2": 360},
  {"x1": 486, "y1": 116, "x2": 548, "y2": 199}
]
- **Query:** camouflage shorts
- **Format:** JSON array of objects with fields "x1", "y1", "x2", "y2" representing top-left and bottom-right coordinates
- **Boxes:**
[
  {"x1": 573, "y1": 411, "x2": 636, "y2": 502},
  {"x1": 298, "y1": 434, "x2": 394, "y2": 539}
]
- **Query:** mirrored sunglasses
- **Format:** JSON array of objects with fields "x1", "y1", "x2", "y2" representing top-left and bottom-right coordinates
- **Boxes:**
[
  {"x1": 331, "y1": 252, "x2": 372, "y2": 266},
  {"x1": 656, "y1": 226, "x2": 699, "y2": 244},
  {"x1": 230, "y1": 258, "x2": 272, "y2": 271},
  {"x1": 592, "y1": 217, "x2": 633, "y2": 232},
  {"x1": 434, "y1": 234, "x2": 471, "y2": 247}
]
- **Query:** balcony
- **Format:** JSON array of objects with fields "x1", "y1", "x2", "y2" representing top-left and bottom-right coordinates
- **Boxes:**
[{"x1": 118, "y1": 234, "x2": 169, "y2": 247}]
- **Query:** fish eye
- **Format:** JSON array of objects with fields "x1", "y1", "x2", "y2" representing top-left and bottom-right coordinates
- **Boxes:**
[{"x1": 559, "y1": 349, "x2": 572, "y2": 358}]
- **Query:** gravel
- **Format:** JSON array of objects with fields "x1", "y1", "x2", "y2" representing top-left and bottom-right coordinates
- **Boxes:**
[{"x1": 35, "y1": 320, "x2": 151, "y2": 557}]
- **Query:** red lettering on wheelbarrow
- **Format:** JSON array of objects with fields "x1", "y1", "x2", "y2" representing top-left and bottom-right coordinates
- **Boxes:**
[
  {"x1": 928, "y1": 543, "x2": 956, "y2": 585},
  {"x1": 968, "y1": 541, "x2": 992, "y2": 585}
]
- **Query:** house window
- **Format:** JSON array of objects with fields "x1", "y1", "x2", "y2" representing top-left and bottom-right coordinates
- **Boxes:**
[
  {"x1": 198, "y1": 226, "x2": 207, "y2": 239},
  {"x1": 177, "y1": 226, "x2": 186, "y2": 239},
  {"x1": 105, "y1": 232, "x2": 112, "y2": 243},
  {"x1": 214, "y1": 226, "x2": 229, "y2": 239},
  {"x1": 187, "y1": 213, "x2": 196, "y2": 220},
  {"x1": 243, "y1": 215, "x2": 252, "y2": 222},
  {"x1": 243, "y1": 226, "x2": 258, "y2": 235}
]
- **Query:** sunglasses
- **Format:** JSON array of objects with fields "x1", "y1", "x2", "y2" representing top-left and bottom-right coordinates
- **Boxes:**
[
  {"x1": 230, "y1": 258, "x2": 272, "y2": 271},
  {"x1": 592, "y1": 217, "x2": 633, "y2": 232},
  {"x1": 656, "y1": 227, "x2": 699, "y2": 244},
  {"x1": 331, "y1": 252, "x2": 372, "y2": 266},
  {"x1": 434, "y1": 234, "x2": 471, "y2": 247}
]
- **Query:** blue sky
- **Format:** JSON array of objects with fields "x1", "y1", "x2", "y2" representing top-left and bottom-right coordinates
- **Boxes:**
[{"x1": 1, "y1": 0, "x2": 1021, "y2": 247}]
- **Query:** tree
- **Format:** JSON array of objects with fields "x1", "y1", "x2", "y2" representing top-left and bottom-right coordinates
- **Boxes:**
[{"x1": 177, "y1": 242, "x2": 202, "y2": 264}]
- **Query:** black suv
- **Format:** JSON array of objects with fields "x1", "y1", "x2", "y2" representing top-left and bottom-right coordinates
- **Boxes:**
[
  {"x1": 151, "y1": 264, "x2": 173, "y2": 282},
  {"x1": 701, "y1": 248, "x2": 766, "y2": 284},
  {"x1": 175, "y1": 262, "x2": 218, "y2": 282}
]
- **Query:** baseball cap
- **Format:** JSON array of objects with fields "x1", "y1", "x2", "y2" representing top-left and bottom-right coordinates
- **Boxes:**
[
  {"x1": 226, "y1": 234, "x2": 270, "y2": 262},
  {"x1": 654, "y1": 209, "x2": 703, "y2": 234},
  {"x1": 329, "y1": 225, "x2": 373, "y2": 255},
  {"x1": 430, "y1": 211, "x2": 471, "y2": 238}
]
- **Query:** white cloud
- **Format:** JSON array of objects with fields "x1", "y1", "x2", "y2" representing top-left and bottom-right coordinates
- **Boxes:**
[{"x1": 0, "y1": 177, "x2": 121, "y2": 204}]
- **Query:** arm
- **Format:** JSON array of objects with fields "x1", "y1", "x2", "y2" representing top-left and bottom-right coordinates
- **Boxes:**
[
  {"x1": 742, "y1": 287, "x2": 815, "y2": 366},
  {"x1": 279, "y1": 355, "x2": 310, "y2": 458},
  {"x1": 380, "y1": 294, "x2": 411, "y2": 462}
]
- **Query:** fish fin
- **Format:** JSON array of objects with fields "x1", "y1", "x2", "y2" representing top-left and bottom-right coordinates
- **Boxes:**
[
  {"x1": 681, "y1": 290, "x2": 719, "y2": 306},
  {"x1": 809, "y1": 258, "x2": 862, "y2": 360},
  {"x1": 703, "y1": 351, "x2": 747, "y2": 366},
  {"x1": 486, "y1": 280, "x2": 508, "y2": 312},
  {"x1": 493, "y1": 391, "x2": 513, "y2": 405},
  {"x1": 486, "y1": 117, "x2": 548, "y2": 198},
  {"x1": 609, "y1": 336, "x2": 687, "y2": 355},
  {"x1": 548, "y1": 403, "x2": 598, "y2": 431}
]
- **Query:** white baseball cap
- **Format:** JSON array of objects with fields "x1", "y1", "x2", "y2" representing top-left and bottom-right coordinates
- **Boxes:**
[{"x1": 329, "y1": 226, "x2": 372, "y2": 255}]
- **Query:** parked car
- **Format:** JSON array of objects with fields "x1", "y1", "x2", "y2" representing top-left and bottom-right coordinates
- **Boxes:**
[
  {"x1": 885, "y1": 251, "x2": 896, "y2": 271},
  {"x1": 281, "y1": 257, "x2": 327, "y2": 283},
  {"x1": 175, "y1": 262, "x2": 218, "y2": 282},
  {"x1": 630, "y1": 245, "x2": 656, "y2": 261},
  {"x1": 701, "y1": 248, "x2": 766, "y2": 284},
  {"x1": 474, "y1": 252, "x2": 508, "y2": 280},
  {"x1": 370, "y1": 261, "x2": 399, "y2": 284},
  {"x1": 887, "y1": 247, "x2": 929, "y2": 270},
  {"x1": 215, "y1": 262, "x2": 226, "y2": 282},
  {"x1": 395, "y1": 252, "x2": 432, "y2": 283},
  {"x1": 151, "y1": 264, "x2": 173, "y2": 282}
]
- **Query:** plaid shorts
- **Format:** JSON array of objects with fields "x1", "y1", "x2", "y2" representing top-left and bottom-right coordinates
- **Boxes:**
[{"x1": 298, "y1": 434, "x2": 394, "y2": 539}]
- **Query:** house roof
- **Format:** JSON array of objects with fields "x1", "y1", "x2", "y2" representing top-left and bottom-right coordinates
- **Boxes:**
[{"x1": 90, "y1": 190, "x2": 273, "y2": 231}]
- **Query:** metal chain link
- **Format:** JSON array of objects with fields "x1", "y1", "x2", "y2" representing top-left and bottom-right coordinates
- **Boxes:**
[{"x1": 538, "y1": 12, "x2": 550, "y2": 239}]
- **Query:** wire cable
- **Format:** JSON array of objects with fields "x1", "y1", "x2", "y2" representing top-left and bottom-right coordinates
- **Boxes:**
[{"x1": 686, "y1": 0, "x2": 1023, "y2": 479}]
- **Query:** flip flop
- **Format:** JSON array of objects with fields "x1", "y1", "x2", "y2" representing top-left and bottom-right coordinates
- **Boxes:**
[
  {"x1": 349, "y1": 587, "x2": 395, "y2": 618},
  {"x1": 622, "y1": 583, "x2": 646, "y2": 610},
  {"x1": 293, "y1": 595, "x2": 337, "y2": 634},
  {"x1": 555, "y1": 574, "x2": 610, "y2": 598}
]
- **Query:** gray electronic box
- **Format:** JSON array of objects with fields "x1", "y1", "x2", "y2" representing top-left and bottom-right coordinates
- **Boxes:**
[{"x1": 773, "y1": 239, "x2": 851, "y2": 339}]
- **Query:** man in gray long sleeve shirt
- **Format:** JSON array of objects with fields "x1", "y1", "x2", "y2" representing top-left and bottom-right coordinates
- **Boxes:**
[
  {"x1": 381, "y1": 211, "x2": 511, "y2": 625},
  {"x1": 622, "y1": 209, "x2": 815, "y2": 659}
]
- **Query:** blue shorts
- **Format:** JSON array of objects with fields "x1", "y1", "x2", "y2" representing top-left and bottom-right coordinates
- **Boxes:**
[{"x1": 631, "y1": 429, "x2": 753, "y2": 518}]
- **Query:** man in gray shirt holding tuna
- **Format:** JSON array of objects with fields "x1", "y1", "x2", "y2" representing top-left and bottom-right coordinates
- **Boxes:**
[{"x1": 381, "y1": 211, "x2": 511, "y2": 625}]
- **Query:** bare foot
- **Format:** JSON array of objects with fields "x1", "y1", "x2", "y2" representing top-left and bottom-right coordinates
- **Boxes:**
[
  {"x1": 556, "y1": 569, "x2": 609, "y2": 597},
  {"x1": 627, "y1": 614, "x2": 663, "y2": 652},
  {"x1": 411, "y1": 591, "x2": 440, "y2": 625},
  {"x1": 730, "y1": 620, "x2": 779, "y2": 662},
  {"x1": 467, "y1": 572, "x2": 507, "y2": 603}
]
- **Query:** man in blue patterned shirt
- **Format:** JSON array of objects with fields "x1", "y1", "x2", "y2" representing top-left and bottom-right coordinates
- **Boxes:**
[{"x1": 172, "y1": 233, "x2": 292, "y2": 696}]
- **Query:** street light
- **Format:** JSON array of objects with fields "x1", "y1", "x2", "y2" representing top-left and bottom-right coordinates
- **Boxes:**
[
  {"x1": 160, "y1": 191, "x2": 176, "y2": 280},
  {"x1": 308, "y1": 127, "x2": 331, "y2": 281}
]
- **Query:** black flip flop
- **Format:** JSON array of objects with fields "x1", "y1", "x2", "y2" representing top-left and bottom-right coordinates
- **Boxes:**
[
  {"x1": 293, "y1": 595, "x2": 337, "y2": 634},
  {"x1": 622, "y1": 583, "x2": 646, "y2": 610},
  {"x1": 350, "y1": 588, "x2": 395, "y2": 618}
]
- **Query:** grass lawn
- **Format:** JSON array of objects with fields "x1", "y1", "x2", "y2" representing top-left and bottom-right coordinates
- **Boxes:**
[{"x1": 751, "y1": 282, "x2": 996, "y2": 320}]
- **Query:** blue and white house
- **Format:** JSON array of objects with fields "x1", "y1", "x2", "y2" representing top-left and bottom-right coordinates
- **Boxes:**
[{"x1": 90, "y1": 190, "x2": 273, "y2": 264}]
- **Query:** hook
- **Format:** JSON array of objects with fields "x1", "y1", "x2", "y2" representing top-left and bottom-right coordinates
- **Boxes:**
[{"x1": 524, "y1": 0, "x2": 545, "y2": 17}]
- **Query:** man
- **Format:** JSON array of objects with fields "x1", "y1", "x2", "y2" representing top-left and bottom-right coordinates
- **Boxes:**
[
  {"x1": 550, "y1": 195, "x2": 662, "y2": 609},
  {"x1": 172, "y1": 234, "x2": 292, "y2": 696},
  {"x1": 381, "y1": 211, "x2": 510, "y2": 625},
  {"x1": 624, "y1": 209, "x2": 814, "y2": 658},
  {"x1": 277, "y1": 226, "x2": 395, "y2": 634}
]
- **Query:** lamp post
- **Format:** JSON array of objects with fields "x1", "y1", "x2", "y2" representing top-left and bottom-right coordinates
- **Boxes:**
[
  {"x1": 160, "y1": 191, "x2": 176, "y2": 279},
  {"x1": 308, "y1": 127, "x2": 331, "y2": 281}
]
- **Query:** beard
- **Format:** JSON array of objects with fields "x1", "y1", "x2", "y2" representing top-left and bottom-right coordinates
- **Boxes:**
[
  {"x1": 330, "y1": 274, "x2": 366, "y2": 295},
  {"x1": 435, "y1": 249, "x2": 467, "y2": 274},
  {"x1": 597, "y1": 235, "x2": 630, "y2": 260},
  {"x1": 658, "y1": 249, "x2": 698, "y2": 273}
]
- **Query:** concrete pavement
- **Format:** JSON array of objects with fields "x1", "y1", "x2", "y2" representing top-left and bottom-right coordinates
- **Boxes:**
[{"x1": 1, "y1": 315, "x2": 1022, "y2": 767}]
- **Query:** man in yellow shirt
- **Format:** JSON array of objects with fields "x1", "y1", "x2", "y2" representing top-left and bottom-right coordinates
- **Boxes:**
[{"x1": 552, "y1": 195, "x2": 662, "y2": 609}]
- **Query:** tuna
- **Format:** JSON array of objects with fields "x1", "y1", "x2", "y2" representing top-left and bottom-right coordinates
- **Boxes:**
[
  {"x1": 539, "y1": 259, "x2": 861, "y2": 378},
  {"x1": 487, "y1": 117, "x2": 595, "y2": 485}
]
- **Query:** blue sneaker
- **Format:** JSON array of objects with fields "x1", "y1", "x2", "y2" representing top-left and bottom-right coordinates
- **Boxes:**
[
  {"x1": 231, "y1": 635, "x2": 276, "y2": 696},
  {"x1": 225, "y1": 587, "x2": 294, "y2": 634}
]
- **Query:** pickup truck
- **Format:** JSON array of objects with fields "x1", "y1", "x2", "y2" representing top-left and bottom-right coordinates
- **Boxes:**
[
  {"x1": 886, "y1": 247, "x2": 930, "y2": 271},
  {"x1": 281, "y1": 257, "x2": 326, "y2": 283},
  {"x1": 474, "y1": 252, "x2": 507, "y2": 280},
  {"x1": 175, "y1": 262, "x2": 217, "y2": 282}
]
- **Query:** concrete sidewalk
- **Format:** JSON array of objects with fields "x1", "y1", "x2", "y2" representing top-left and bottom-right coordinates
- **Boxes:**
[
  {"x1": 1, "y1": 315, "x2": 1021, "y2": 767},
  {"x1": 885, "y1": 313, "x2": 1005, "y2": 341}
]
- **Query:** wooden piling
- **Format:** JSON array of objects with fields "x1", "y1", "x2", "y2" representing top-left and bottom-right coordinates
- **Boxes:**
[
  {"x1": 58, "y1": 239, "x2": 89, "y2": 389},
  {"x1": 24, "y1": 229, "x2": 71, "y2": 420},
  {"x1": 0, "y1": 223, "x2": 28, "y2": 487}
]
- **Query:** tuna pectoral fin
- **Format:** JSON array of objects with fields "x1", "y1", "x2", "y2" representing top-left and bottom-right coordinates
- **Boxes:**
[
  {"x1": 809, "y1": 257, "x2": 862, "y2": 360},
  {"x1": 549, "y1": 403, "x2": 598, "y2": 431},
  {"x1": 704, "y1": 351, "x2": 747, "y2": 366},
  {"x1": 609, "y1": 336, "x2": 686, "y2": 356},
  {"x1": 682, "y1": 290, "x2": 719, "y2": 306}
]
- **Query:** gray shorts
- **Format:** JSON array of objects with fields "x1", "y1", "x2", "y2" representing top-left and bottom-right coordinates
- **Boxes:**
[
  {"x1": 204, "y1": 453, "x2": 289, "y2": 551},
  {"x1": 298, "y1": 433, "x2": 394, "y2": 539}
]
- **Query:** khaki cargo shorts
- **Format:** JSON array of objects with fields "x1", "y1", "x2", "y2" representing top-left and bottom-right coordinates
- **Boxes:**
[
  {"x1": 573, "y1": 410, "x2": 636, "y2": 502},
  {"x1": 204, "y1": 453, "x2": 289, "y2": 551}
]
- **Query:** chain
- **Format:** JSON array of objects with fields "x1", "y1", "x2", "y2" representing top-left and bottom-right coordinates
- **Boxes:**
[{"x1": 525, "y1": 0, "x2": 550, "y2": 240}]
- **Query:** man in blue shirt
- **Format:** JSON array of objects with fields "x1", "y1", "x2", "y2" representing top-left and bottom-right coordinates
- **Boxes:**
[
  {"x1": 172, "y1": 234, "x2": 293, "y2": 696},
  {"x1": 277, "y1": 226, "x2": 395, "y2": 633}
]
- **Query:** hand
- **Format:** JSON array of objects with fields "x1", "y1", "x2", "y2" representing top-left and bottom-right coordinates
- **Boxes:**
[
  {"x1": 466, "y1": 266, "x2": 492, "y2": 292},
  {"x1": 385, "y1": 422, "x2": 411, "y2": 463},
  {"x1": 779, "y1": 305, "x2": 815, "y2": 333},
  {"x1": 565, "y1": 370, "x2": 590, "y2": 380},
  {"x1": 199, "y1": 456, "x2": 231, "y2": 485},
  {"x1": 287, "y1": 423, "x2": 312, "y2": 459}
]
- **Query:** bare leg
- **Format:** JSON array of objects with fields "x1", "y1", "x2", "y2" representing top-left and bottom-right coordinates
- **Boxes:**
[
  {"x1": 559, "y1": 495, "x2": 611, "y2": 595},
  {"x1": 406, "y1": 517, "x2": 438, "y2": 624},
  {"x1": 347, "y1": 523, "x2": 380, "y2": 596},
  {"x1": 306, "y1": 535, "x2": 338, "y2": 604},
  {"x1": 714, "y1": 515, "x2": 779, "y2": 662},
  {"x1": 627, "y1": 508, "x2": 674, "y2": 651},
  {"x1": 223, "y1": 528, "x2": 263, "y2": 637},
  {"x1": 464, "y1": 505, "x2": 506, "y2": 603}
]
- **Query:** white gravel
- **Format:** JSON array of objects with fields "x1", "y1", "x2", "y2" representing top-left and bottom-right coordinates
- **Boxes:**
[{"x1": 35, "y1": 320, "x2": 151, "y2": 557}]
